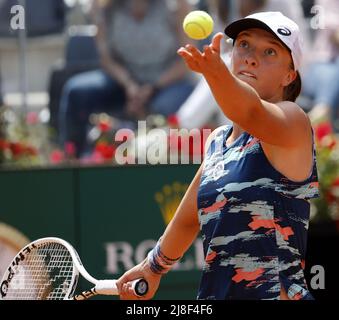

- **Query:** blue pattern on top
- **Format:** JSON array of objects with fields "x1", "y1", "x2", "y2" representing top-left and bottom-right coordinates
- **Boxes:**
[{"x1": 197, "y1": 125, "x2": 319, "y2": 300}]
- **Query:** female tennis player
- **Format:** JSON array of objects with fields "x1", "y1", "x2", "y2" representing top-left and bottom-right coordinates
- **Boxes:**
[{"x1": 116, "y1": 11, "x2": 319, "y2": 300}]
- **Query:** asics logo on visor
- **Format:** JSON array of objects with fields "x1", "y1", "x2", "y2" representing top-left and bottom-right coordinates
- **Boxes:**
[{"x1": 277, "y1": 27, "x2": 292, "y2": 36}]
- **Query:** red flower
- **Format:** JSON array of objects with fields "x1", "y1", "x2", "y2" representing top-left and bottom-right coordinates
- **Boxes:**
[
  {"x1": 314, "y1": 122, "x2": 333, "y2": 142},
  {"x1": 98, "y1": 121, "x2": 112, "y2": 133},
  {"x1": 94, "y1": 142, "x2": 116, "y2": 160},
  {"x1": 9, "y1": 142, "x2": 24, "y2": 156},
  {"x1": 49, "y1": 150, "x2": 65, "y2": 164},
  {"x1": 65, "y1": 141, "x2": 76, "y2": 157},
  {"x1": 319, "y1": 134, "x2": 337, "y2": 149},
  {"x1": 331, "y1": 177, "x2": 339, "y2": 187},
  {"x1": 167, "y1": 114, "x2": 179, "y2": 128},
  {"x1": 0, "y1": 139, "x2": 9, "y2": 150},
  {"x1": 325, "y1": 191, "x2": 337, "y2": 203}
]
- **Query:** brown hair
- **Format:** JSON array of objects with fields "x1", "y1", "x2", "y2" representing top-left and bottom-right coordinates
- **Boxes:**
[{"x1": 283, "y1": 63, "x2": 302, "y2": 102}]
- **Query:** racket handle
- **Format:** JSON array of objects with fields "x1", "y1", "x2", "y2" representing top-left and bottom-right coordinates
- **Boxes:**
[
  {"x1": 94, "y1": 280, "x2": 119, "y2": 295},
  {"x1": 95, "y1": 278, "x2": 148, "y2": 297},
  {"x1": 131, "y1": 278, "x2": 149, "y2": 297}
]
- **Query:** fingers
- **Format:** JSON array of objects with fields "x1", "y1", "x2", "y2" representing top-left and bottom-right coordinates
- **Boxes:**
[
  {"x1": 177, "y1": 45, "x2": 203, "y2": 60},
  {"x1": 119, "y1": 280, "x2": 153, "y2": 300},
  {"x1": 117, "y1": 267, "x2": 152, "y2": 300},
  {"x1": 117, "y1": 277, "x2": 143, "y2": 300},
  {"x1": 177, "y1": 47, "x2": 201, "y2": 73},
  {"x1": 203, "y1": 45, "x2": 213, "y2": 58},
  {"x1": 185, "y1": 44, "x2": 202, "y2": 59},
  {"x1": 120, "y1": 281, "x2": 141, "y2": 300},
  {"x1": 211, "y1": 32, "x2": 224, "y2": 53},
  {"x1": 177, "y1": 47, "x2": 191, "y2": 59},
  {"x1": 178, "y1": 39, "x2": 223, "y2": 74},
  {"x1": 116, "y1": 273, "x2": 131, "y2": 294}
]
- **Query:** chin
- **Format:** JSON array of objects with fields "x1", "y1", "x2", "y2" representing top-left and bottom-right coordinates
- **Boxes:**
[
  {"x1": 237, "y1": 74, "x2": 256, "y2": 83},
  {"x1": 240, "y1": 78, "x2": 258, "y2": 90}
]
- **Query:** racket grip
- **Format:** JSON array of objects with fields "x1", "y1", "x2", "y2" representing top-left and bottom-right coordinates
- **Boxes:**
[
  {"x1": 95, "y1": 278, "x2": 148, "y2": 297},
  {"x1": 95, "y1": 280, "x2": 119, "y2": 295},
  {"x1": 131, "y1": 278, "x2": 149, "y2": 297}
]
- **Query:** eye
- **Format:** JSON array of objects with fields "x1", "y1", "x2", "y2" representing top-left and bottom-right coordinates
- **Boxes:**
[
  {"x1": 238, "y1": 40, "x2": 249, "y2": 48},
  {"x1": 265, "y1": 48, "x2": 277, "y2": 56}
]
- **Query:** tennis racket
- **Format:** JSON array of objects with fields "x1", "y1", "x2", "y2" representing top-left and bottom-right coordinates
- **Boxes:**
[{"x1": 0, "y1": 237, "x2": 148, "y2": 300}]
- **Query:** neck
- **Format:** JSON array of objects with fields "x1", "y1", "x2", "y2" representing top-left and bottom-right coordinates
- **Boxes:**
[
  {"x1": 265, "y1": 89, "x2": 284, "y2": 103},
  {"x1": 231, "y1": 123, "x2": 244, "y2": 136}
]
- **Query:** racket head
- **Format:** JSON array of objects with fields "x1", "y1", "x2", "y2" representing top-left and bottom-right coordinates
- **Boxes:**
[{"x1": 0, "y1": 237, "x2": 80, "y2": 300}]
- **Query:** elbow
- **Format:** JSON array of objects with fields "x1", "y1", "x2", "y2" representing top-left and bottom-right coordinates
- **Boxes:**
[
  {"x1": 225, "y1": 101, "x2": 259, "y2": 128},
  {"x1": 238, "y1": 89, "x2": 263, "y2": 126},
  {"x1": 246, "y1": 99, "x2": 263, "y2": 123}
]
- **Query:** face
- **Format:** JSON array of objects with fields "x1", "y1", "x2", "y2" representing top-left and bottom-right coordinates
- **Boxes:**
[{"x1": 231, "y1": 28, "x2": 297, "y2": 102}]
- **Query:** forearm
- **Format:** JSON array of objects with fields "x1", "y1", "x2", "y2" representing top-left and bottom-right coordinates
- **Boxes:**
[
  {"x1": 203, "y1": 64, "x2": 262, "y2": 126},
  {"x1": 101, "y1": 57, "x2": 134, "y2": 87},
  {"x1": 96, "y1": 33, "x2": 133, "y2": 87},
  {"x1": 159, "y1": 216, "x2": 200, "y2": 261},
  {"x1": 96, "y1": 31, "x2": 134, "y2": 87}
]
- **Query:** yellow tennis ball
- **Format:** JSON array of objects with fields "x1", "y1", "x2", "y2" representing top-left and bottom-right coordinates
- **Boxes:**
[{"x1": 183, "y1": 10, "x2": 214, "y2": 40}]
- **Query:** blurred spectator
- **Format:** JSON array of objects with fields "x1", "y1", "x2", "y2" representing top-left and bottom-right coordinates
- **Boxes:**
[
  {"x1": 302, "y1": 0, "x2": 339, "y2": 132},
  {"x1": 175, "y1": 0, "x2": 310, "y2": 130},
  {"x1": 58, "y1": 0, "x2": 195, "y2": 157}
]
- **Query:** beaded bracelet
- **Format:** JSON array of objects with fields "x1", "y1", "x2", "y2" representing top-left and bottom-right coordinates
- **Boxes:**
[{"x1": 147, "y1": 239, "x2": 181, "y2": 275}]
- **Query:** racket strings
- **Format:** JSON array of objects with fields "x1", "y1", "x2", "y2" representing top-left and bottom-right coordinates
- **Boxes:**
[{"x1": 3, "y1": 242, "x2": 75, "y2": 300}]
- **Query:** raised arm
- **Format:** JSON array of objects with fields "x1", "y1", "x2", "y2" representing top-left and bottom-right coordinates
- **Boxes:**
[{"x1": 177, "y1": 33, "x2": 312, "y2": 149}]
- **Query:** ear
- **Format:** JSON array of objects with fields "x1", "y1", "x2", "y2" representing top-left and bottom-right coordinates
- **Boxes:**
[{"x1": 282, "y1": 69, "x2": 297, "y2": 87}]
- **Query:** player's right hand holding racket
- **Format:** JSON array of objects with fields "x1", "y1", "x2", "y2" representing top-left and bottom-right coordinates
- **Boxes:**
[{"x1": 117, "y1": 259, "x2": 162, "y2": 300}]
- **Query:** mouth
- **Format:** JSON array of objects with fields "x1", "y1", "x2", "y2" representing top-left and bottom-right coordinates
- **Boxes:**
[{"x1": 238, "y1": 71, "x2": 257, "y2": 79}]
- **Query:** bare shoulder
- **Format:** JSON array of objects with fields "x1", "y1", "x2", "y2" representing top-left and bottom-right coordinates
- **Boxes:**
[
  {"x1": 262, "y1": 99, "x2": 312, "y2": 144},
  {"x1": 270, "y1": 101, "x2": 312, "y2": 149},
  {"x1": 260, "y1": 102, "x2": 314, "y2": 181},
  {"x1": 276, "y1": 101, "x2": 310, "y2": 125}
]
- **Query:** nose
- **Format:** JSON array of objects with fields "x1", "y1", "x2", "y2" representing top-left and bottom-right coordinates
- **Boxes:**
[{"x1": 245, "y1": 51, "x2": 258, "y2": 67}]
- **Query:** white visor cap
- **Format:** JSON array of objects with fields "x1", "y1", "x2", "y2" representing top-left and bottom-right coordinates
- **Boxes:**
[{"x1": 224, "y1": 11, "x2": 303, "y2": 71}]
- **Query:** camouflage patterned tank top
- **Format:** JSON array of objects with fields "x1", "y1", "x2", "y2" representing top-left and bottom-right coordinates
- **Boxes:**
[{"x1": 197, "y1": 125, "x2": 319, "y2": 300}]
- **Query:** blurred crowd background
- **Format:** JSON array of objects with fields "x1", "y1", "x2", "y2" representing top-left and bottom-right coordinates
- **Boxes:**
[{"x1": 0, "y1": 0, "x2": 338, "y2": 170}]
